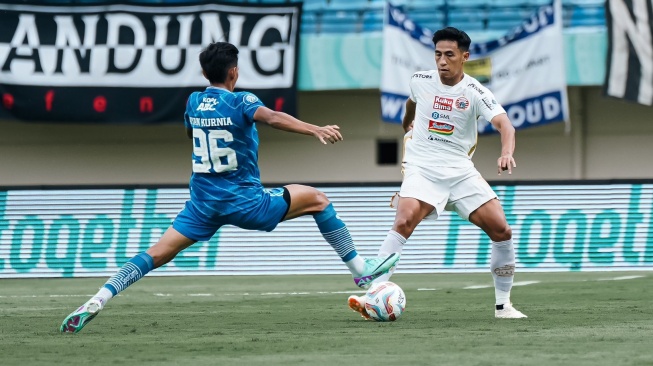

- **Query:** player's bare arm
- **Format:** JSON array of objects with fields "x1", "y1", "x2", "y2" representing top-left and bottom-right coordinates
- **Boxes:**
[
  {"x1": 402, "y1": 99, "x2": 416, "y2": 133},
  {"x1": 490, "y1": 113, "x2": 516, "y2": 175},
  {"x1": 253, "y1": 106, "x2": 343, "y2": 144}
]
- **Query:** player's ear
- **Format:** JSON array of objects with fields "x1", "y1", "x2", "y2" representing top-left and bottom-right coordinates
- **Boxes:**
[
  {"x1": 463, "y1": 51, "x2": 470, "y2": 61},
  {"x1": 201, "y1": 70, "x2": 208, "y2": 81}
]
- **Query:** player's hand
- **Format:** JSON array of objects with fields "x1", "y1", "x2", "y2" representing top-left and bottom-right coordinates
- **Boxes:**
[
  {"x1": 497, "y1": 154, "x2": 516, "y2": 175},
  {"x1": 314, "y1": 125, "x2": 343, "y2": 144}
]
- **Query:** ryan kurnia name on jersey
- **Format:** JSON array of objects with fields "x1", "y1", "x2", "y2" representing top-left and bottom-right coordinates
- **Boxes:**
[{"x1": 188, "y1": 117, "x2": 234, "y2": 127}]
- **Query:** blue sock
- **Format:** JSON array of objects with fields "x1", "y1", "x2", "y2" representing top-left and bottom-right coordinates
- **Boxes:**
[
  {"x1": 103, "y1": 252, "x2": 154, "y2": 296},
  {"x1": 313, "y1": 204, "x2": 357, "y2": 262}
]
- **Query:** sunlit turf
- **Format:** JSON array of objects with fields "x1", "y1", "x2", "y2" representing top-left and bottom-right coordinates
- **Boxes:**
[{"x1": 1, "y1": 272, "x2": 652, "y2": 366}]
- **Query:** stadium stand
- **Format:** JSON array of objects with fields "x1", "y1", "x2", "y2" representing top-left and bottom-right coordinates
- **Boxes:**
[{"x1": 42, "y1": 0, "x2": 607, "y2": 34}]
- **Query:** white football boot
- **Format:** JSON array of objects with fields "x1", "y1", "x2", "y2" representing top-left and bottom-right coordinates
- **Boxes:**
[{"x1": 495, "y1": 303, "x2": 527, "y2": 319}]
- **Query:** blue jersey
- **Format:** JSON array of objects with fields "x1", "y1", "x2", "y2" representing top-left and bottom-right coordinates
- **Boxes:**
[{"x1": 184, "y1": 86, "x2": 266, "y2": 215}]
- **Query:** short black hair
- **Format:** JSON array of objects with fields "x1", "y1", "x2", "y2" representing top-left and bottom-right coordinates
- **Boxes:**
[
  {"x1": 432, "y1": 27, "x2": 471, "y2": 52},
  {"x1": 199, "y1": 42, "x2": 239, "y2": 84}
]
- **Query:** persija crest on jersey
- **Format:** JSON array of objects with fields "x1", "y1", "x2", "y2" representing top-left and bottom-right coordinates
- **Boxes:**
[
  {"x1": 455, "y1": 97, "x2": 470, "y2": 110},
  {"x1": 428, "y1": 120, "x2": 454, "y2": 135}
]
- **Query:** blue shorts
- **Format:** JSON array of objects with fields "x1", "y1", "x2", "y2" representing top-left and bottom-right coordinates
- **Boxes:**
[{"x1": 172, "y1": 187, "x2": 290, "y2": 242}]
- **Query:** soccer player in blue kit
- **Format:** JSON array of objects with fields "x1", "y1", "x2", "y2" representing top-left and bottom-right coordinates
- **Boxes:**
[{"x1": 60, "y1": 42, "x2": 399, "y2": 333}]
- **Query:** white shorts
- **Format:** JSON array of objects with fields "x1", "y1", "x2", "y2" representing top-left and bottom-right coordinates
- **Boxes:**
[{"x1": 399, "y1": 165, "x2": 497, "y2": 220}]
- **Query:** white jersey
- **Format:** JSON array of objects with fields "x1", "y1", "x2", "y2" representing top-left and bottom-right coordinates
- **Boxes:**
[{"x1": 405, "y1": 71, "x2": 506, "y2": 168}]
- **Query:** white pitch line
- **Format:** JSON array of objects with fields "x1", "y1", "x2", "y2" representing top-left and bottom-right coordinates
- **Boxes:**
[
  {"x1": 463, "y1": 285, "x2": 492, "y2": 289},
  {"x1": 513, "y1": 281, "x2": 540, "y2": 286},
  {"x1": 464, "y1": 281, "x2": 540, "y2": 290},
  {"x1": 3, "y1": 276, "x2": 645, "y2": 300},
  {"x1": 0, "y1": 307, "x2": 69, "y2": 311},
  {"x1": 0, "y1": 294, "x2": 95, "y2": 298},
  {"x1": 598, "y1": 275, "x2": 644, "y2": 281}
]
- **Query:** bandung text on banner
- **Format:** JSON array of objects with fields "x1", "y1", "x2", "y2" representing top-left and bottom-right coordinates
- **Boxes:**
[{"x1": 0, "y1": 2, "x2": 301, "y2": 123}]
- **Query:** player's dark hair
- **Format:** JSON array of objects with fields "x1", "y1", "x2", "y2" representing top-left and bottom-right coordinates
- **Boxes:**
[
  {"x1": 199, "y1": 42, "x2": 239, "y2": 84},
  {"x1": 432, "y1": 27, "x2": 471, "y2": 52}
]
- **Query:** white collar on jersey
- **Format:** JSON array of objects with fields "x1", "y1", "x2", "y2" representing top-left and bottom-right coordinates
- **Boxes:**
[{"x1": 206, "y1": 86, "x2": 230, "y2": 92}]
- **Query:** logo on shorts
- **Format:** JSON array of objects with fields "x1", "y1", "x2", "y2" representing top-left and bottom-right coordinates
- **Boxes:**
[
  {"x1": 455, "y1": 97, "x2": 469, "y2": 110},
  {"x1": 428, "y1": 120, "x2": 454, "y2": 135},
  {"x1": 433, "y1": 96, "x2": 453, "y2": 111}
]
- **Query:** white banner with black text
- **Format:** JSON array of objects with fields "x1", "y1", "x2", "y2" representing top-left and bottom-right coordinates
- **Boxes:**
[
  {"x1": 604, "y1": 0, "x2": 653, "y2": 106},
  {"x1": 0, "y1": 2, "x2": 301, "y2": 123}
]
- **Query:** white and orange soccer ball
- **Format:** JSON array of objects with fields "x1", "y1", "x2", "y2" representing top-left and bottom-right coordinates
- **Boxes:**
[{"x1": 364, "y1": 281, "x2": 406, "y2": 322}]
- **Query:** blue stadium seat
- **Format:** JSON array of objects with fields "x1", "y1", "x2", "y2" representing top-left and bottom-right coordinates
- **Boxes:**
[
  {"x1": 447, "y1": 9, "x2": 487, "y2": 31},
  {"x1": 490, "y1": 0, "x2": 530, "y2": 5},
  {"x1": 570, "y1": 5, "x2": 605, "y2": 27},
  {"x1": 409, "y1": 0, "x2": 445, "y2": 6},
  {"x1": 302, "y1": 11, "x2": 320, "y2": 33},
  {"x1": 362, "y1": 9, "x2": 384, "y2": 32},
  {"x1": 320, "y1": 11, "x2": 360, "y2": 33},
  {"x1": 328, "y1": 0, "x2": 369, "y2": 11},
  {"x1": 486, "y1": 7, "x2": 527, "y2": 31},
  {"x1": 408, "y1": 11, "x2": 445, "y2": 31},
  {"x1": 303, "y1": 0, "x2": 328, "y2": 12},
  {"x1": 526, "y1": 0, "x2": 551, "y2": 5},
  {"x1": 447, "y1": 0, "x2": 489, "y2": 6},
  {"x1": 376, "y1": 0, "x2": 410, "y2": 6},
  {"x1": 564, "y1": 0, "x2": 604, "y2": 4}
]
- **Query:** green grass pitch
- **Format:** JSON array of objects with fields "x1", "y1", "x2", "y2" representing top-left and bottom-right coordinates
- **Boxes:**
[{"x1": 1, "y1": 272, "x2": 652, "y2": 366}]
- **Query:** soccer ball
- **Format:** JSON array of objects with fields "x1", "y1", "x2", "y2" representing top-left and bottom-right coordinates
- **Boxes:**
[{"x1": 364, "y1": 281, "x2": 406, "y2": 322}]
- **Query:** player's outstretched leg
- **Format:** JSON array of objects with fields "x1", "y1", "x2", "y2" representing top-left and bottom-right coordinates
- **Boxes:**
[
  {"x1": 60, "y1": 252, "x2": 155, "y2": 333},
  {"x1": 311, "y1": 202, "x2": 400, "y2": 288},
  {"x1": 491, "y1": 239, "x2": 527, "y2": 319}
]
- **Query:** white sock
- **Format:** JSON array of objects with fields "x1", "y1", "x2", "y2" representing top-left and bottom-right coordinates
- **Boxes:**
[
  {"x1": 374, "y1": 230, "x2": 407, "y2": 282},
  {"x1": 495, "y1": 289, "x2": 511, "y2": 306},
  {"x1": 345, "y1": 255, "x2": 366, "y2": 276},
  {"x1": 92, "y1": 287, "x2": 114, "y2": 306},
  {"x1": 491, "y1": 239, "x2": 515, "y2": 305}
]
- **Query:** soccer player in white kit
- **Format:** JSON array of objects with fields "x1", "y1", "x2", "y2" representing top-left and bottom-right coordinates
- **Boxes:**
[{"x1": 349, "y1": 27, "x2": 527, "y2": 319}]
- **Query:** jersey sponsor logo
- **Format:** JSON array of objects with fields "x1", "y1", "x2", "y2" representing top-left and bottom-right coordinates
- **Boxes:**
[
  {"x1": 428, "y1": 120, "x2": 454, "y2": 135},
  {"x1": 427, "y1": 134, "x2": 453, "y2": 143},
  {"x1": 481, "y1": 97, "x2": 494, "y2": 110},
  {"x1": 244, "y1": 94, "x2": 259, "y2": 104},
  {"x1": 196, "y1": 97, "x2": 218, "y2": 112},
  {"x1": 467, "y1": 83, "x2": 485, "y2": 95},
  {"x1": 412, "y1": 73, "x2": 432, "y2": 79},
  {"x1": 433, "y1": 96, "x2": 453, "y2": 111},
  {"x1": 431, "y1": 111, "x2": 450, "y2": 120},
  {"x1": 455, "y1": 96, "x2": 470, "y2": 110}
]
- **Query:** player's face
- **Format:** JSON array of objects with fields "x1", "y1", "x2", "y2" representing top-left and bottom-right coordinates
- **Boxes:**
[{"x1": 435, "y1": 40, "x2": 469, "y2": 84}]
